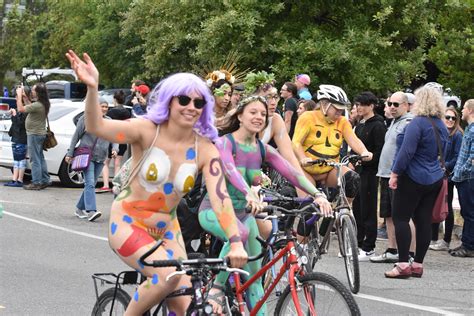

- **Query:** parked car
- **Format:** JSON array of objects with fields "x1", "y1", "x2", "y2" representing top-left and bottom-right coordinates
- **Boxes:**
[
  {"x1": 0, "y1": 100, "x2": 88, "y2": 187},
  {"x1": 424, "y1": 82, "x2": 462, "y2": 109},
  {"x1": 98, "y1": 88, "x2": 132, "y2": 106}
]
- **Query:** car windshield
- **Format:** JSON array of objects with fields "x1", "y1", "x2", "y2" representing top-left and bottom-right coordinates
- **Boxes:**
[{"x1": 48, "y1": 106, "x2": 77, "y2": 121}]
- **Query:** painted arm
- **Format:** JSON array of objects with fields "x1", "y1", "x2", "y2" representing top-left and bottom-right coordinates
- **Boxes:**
[
  {"x1": 214, "y1": 137, "x2": 253, "y2": 197},
  {"x1": 66, "y1": 50, "x2": 142, "y2": 145}
]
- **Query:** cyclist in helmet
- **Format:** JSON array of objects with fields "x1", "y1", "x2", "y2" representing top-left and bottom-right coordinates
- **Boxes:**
[{"x1": 293, "y1": 84, "x2": 373, "y2": 200}]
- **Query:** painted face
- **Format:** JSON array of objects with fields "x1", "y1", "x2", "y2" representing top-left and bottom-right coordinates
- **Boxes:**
[
  {"x1": 169, "y1": 91, "x2": 204, "y2": 128},
  {"x1": 238, "y1": 101, "x2": 267, "y2": 134},
  {"x1": 297, "y1": 103, "x2": 306, "y2": 116},
  {"x1": 100, "y1": 103, "x2": 109, "y2": 115},
  {"x1": 214, "y1": 88, "x2": 232, "y2": 110},
  {"x1": 444, "y1": 109, "x2": 456, "y2": 129}
]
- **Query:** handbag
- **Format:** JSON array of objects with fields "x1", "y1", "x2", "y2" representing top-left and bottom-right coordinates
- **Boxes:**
[
  {"x1": 43, "y1": 117, "x2": 58, "y2": 151},
  {"x1": 429, "y1": 118, "x2": 448, "y2": 223},
  {"x1": 112, "y1": 125, "x2": 160, "y2": 195},
  {"x1": 71, "y1": 138, "x2": 98, "y2": 172}
]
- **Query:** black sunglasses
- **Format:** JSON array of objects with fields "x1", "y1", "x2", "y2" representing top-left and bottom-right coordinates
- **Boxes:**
[
  {"x1": 176, "y1": 95, "x2": 206, "y2": 109},
  {"x1": 387, "y1": 101, "x2": 404, "y2": 108},
  {"x1": 445, "y1": 115, "x2": 456, "y2": 121}
]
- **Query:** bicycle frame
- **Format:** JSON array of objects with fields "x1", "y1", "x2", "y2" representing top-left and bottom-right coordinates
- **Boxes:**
[{"x1": 231, "y1": 238, "x2": 315, "y2": 316}]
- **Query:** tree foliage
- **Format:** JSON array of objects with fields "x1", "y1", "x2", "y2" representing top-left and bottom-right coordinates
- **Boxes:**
[{"x1": 0, "y1": 0, "x2": 472, "y2": 101}]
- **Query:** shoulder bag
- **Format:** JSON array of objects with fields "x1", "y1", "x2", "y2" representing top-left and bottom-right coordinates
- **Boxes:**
[
  {"x1": 43, "y1": 117, "x2": 58, "y2": 151},
  {"x1": 71, "y1": 137, "x2": 98, "y2": 172},
  {"x1": 429, "y1": 118, "x2": 448, "y2": 223}
]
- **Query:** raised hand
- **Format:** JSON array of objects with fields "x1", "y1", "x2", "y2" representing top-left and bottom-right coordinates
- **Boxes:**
[{"x1": 65, "y1": 50, "x2": 99, "y2": 88}]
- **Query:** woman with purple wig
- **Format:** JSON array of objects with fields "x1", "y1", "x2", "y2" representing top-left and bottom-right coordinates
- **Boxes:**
[{"x1": 66, "y1": 50, "x2": 247, "y2": 315}]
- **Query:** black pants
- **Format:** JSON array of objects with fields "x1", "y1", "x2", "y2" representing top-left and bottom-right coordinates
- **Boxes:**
[
  {"x1": 392, "y1": 175, "x2": 442, "y2": 263},
  {"x1": 352, "y1": 171, "x2": 379, "y2": 252},
  {"x1": 431, "y1": 181, "x2": 455, "y2": 243}
]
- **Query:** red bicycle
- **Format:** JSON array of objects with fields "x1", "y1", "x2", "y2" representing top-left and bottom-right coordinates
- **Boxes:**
[{"x1": 228, "y1": 204, "x2": 360, "y2": 316}]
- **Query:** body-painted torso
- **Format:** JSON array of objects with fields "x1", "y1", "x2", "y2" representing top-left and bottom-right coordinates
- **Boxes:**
[
  {"x1": 109, "y1": 126, "x2": 198, "y2": 260},
  {"x1": 227, "y1": 139, "x2": 263, "y2": 210},
  {"x1": 293, "y1": 110, "x2": 354, "y2": 174}
]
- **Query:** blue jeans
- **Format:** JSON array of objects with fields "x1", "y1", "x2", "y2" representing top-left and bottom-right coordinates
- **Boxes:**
[
  {"x1": 76, "y1": 161, "x2": 104, "y2": 212},
  {"x1": 27, "y1": 134, "x2": 50, "y2": 185},
  {"x1": 457, "y1": 178, "x2": 474, "y2": 250}
]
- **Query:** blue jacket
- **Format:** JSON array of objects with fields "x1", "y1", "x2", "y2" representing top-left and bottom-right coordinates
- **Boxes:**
[
  {"x1": 445, "y1": 130, "x2": 463, "y2": 176},
  {"x1": 452, "y1": 123, "x2": 474, "y2": 182},
  {"x1": 392, "y1": 116, "x2": 448, "y2": 185}
]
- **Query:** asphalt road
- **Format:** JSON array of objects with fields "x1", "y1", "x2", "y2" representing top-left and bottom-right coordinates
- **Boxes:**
[{"x1": 1, "y1": 168, "x2": 473, "y2": 315}]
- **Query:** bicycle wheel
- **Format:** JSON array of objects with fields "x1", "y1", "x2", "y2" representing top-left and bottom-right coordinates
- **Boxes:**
[
  {"x1": 274, "y1": 272, "x2": 360, "y2": 316},
  {"x1": 340, "y1": 214, "x2": 360, "y2": 294},
  {"x1": 91, "y1": 287, "x2": 131, "y2": 316}
]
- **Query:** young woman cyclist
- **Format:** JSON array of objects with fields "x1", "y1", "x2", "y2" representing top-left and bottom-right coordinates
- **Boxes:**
[
  {"x1": 66, "y1": 50, "x2": 248, "y2": 316},
  {"x1": 198, "y1": 95, "x2": 332, "y2": 315}
]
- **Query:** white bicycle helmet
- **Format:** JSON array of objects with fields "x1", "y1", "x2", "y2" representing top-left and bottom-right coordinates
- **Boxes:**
[{"x1": 316, "y1": 84, "x2": 350, "y2": 105}]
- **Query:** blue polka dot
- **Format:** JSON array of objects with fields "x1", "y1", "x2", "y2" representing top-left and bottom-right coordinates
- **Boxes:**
[
  {"x1": 168, "y1": 311, "x2": 176, "y2": 316},
  {"x1": 122, "y1": 215, "x2": 133, "y2": 223},
  {"x1": 110, "y1": 222, "x2": 117, "y2": 235},
  {"x1": 186, "y1": 148, "x2": 196, "y2": 160},
  {"x1": 134, "y1": 291, "x2": 139, "y2": 302},
  {"x1": 164, "y1": 183, "x2": 173, "y2": 194},
  {"x1": 152, "y1": 274, "x2": 159, "y2": 285},
  {"x1": 157, "y1": 221, "x2": 166, "y2": 229},
  {"x1": 137, "y1": 259, "x2": 144, "y2": 270},
  {"x1": 164, "y1": 231, "x2": 174, "y2": 240},
  {"x1": 166, "y1": 249, "x2": 174, "y2": 259}
]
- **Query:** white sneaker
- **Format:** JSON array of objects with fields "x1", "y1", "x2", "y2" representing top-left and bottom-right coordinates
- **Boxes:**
[
  {"x1": 75, "y1": 208, "x2": 88, "y2": 219},
  {"x1": 88, "y1": 211, "x2": 102, "y2": 222},
  {"x1": 370, "y1": 251, "x2": 399, "y2": 263},
  {"x1": 429, "y1": 240, "x2": 449, "y2": 251},
  {"x1": 358, "y1": 249, "x2": 375, "y2": 262}
]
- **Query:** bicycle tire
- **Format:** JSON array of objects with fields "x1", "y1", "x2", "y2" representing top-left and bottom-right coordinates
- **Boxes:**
[
  {"x1": 274, "y1": 272, "x2": 361, "y2": 316},
  {"x1": 91, "y1": 287, "x2": 131, "y2": 316},
  {"x1": 340, "y1": 214, "x2": 360, "y2": 294}
]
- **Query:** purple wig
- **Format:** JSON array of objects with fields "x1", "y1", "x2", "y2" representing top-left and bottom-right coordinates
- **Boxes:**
[{"x1": 144, "y1": 73, "x2": 218, "y2": 141}]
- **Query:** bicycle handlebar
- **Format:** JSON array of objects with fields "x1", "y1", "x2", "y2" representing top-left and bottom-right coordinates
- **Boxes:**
[
  {"x1": 307, "y1": 154, "x2": 368, "y2": 167},
  {"x1": 139, "y1": 237, "x2": 267, "y2": 269}
]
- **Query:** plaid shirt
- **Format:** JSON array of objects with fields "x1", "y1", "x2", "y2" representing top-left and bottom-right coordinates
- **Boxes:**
[{"x1": 452, "y1": 123, "x2": 474, "y2": 182}]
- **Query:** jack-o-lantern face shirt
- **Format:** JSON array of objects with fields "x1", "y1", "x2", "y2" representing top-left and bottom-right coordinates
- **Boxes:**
[{"x1": 292, "y1": 109, "x2": 354, "y2": 174}]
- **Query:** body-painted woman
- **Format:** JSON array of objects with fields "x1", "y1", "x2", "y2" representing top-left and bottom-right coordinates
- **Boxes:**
[
  {"x1": 66, "y1": 50, "x2": 247, "y2": 316},
  {"x1": 199, "y1": 96, "x2": 332, "y2": 315}
]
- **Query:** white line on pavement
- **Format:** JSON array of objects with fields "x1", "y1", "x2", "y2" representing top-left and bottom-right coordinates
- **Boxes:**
[
  {"x1": 355, "y1": 293, "x2": 464, "y2": 316},
  {"x1": 0, "y1": 199, "x2": 36, "y2": 205},
  {"x1": 3, "y1": 211, "x2": 107, "y2": 242},
  {"x1": 3, "y1": 210, "x2": 466, "y2": 315}
]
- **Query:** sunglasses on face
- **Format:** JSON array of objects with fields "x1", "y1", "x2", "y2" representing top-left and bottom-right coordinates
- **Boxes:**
[
  {"x1": 445, "y1": 115, "x2": 456, "y2": 121},
  {"x1": 387, "y1": 101, "x2": 404, "y2": 108},
  {"x1": 176, "y1": 95, "x2": 206, "y2": 109}
]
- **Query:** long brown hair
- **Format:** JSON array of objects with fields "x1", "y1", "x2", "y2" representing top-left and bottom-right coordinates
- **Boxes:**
[
  {"x1": 34, "y1": 83, "x2": 51, "y2": 116},
  {"x1": 219, "y1": 95, "x2": 269, "y2": 136},
  {"x1": 445, "y1": 106, "x2": 463, "y2": 136}
]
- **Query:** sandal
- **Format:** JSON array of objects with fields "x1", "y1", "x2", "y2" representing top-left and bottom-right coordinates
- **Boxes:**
[
  {"x1": 206, "y1": 284, "x2": 227, "y2": 314},
  {"x1": 450, "y1": 245, "x2": 474, "y2": 257}
]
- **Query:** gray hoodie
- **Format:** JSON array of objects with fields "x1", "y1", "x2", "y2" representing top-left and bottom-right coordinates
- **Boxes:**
[{"x1": 67, "y1": 115, "x2": 118, "y2": 163}]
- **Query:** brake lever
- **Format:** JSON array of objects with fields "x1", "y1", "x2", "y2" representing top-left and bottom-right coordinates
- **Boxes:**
[
  {"x1": 166, "y1": 270, "x2": 186, "y2": 282},
  {"x1": 226, "y1": 268, "x2": 250, "y2": 276}
]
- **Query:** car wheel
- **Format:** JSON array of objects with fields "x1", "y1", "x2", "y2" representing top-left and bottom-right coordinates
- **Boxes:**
[
  {"x1": 58, "y1": 157, "x2": 84, "y2": 188},
  {"x1": 447, "y1": 101, "x2": 458, "y2": 108}
]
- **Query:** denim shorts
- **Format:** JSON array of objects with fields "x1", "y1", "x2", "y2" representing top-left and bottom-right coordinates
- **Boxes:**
[{"x1": 12, "y1": 143, "x2": 27, "y2": 161}]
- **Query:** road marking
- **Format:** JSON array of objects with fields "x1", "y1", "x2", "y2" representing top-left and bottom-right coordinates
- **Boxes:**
[
  {"x1": 3, "y1": 211, "x2": 107, "y2": 241},
  {"x1": 0, "y1": 199, "x2": 36, "y2": 205},
  {"x1": 355, "y1": 293, "x2": 464, "y2": 316},
  {"x1": 1, "y1": 210, "x2": 468, "y2": 315},
  {"x1": 0, "y1": 305, "x2": 5, "y2": 309}
]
